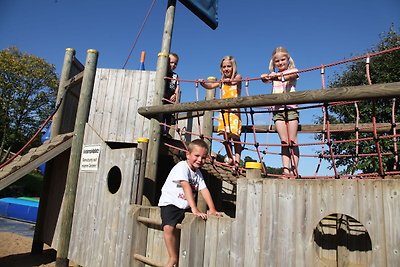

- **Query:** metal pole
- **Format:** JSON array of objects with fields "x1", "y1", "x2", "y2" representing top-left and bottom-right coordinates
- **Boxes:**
[
  {"x1": 144, "y1": 0, "x2": 176, "y2": 206},
  {"x1": 56, "y1": 49, "x2": 98, "y2": 267}
]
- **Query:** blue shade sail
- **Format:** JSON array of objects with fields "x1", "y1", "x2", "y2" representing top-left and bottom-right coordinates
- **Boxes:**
[{"x1": 179, "y1": 0, "x2": 218, "y2": 29}]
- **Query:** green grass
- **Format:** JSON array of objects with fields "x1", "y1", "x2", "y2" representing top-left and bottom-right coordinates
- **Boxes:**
[{"x1": 0, "y1": 171, "x2": 43, "y2": 198}]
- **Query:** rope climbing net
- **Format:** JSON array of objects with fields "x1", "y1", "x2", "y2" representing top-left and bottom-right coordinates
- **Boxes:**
[{"x1": 161, "y1": 47, "x2": 400, "y2": 179}]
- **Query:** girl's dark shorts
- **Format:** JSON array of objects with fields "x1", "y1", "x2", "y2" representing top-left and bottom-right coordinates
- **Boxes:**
[{"x1": 160, "y1": 205, "x2": 190, "y2": 229}]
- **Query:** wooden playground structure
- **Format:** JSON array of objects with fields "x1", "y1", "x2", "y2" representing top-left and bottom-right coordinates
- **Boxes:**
[{"x1": 0, "y1": 47, "x2": 399, "y2": 267}]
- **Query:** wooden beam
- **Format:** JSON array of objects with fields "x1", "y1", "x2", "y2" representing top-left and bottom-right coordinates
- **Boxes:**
[
  {"x1": 0, "y1": 133, "x2": 73, "y2": 190},
  {"x1": 133, "y1": 254, "x2": 164, "y2": 267},
  {"x1": 238, "y1": 122, "x2": 400, "y2": 134},
  {"x1": 56, "y1": 49, "x2": 98, "y2": 267},
  {"x1": 138, "y1": 82, "x2": 400, "y2": 119},
  {"x1": 145, "y1": 0, "x2": 177, "y2": 206}
]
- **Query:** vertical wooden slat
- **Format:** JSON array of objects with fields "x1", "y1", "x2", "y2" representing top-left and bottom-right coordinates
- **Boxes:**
[
  {"x1": 179, "y1": 213, "x2": 206, "y2": 267},
  {"x1": 215, "y1": 217, "x2": 233, "y2": 267},
  {"x1": 99, "y1": 69, "x2": 117, "y2": 139},
  {"x1": 90, "y1": 68, "x2": 110, "y2": 133},
  {"x1": 230, "y1": 178, "x2": 247, "y2": 267},
  {"x1": 146, "y1": 207, "x2": 166, "y2": 265},
  {"x1": 383, "y1": 180, "x2": 400, "y2": 266},
  {"x1": 243, "y1": 179, "x2": 263, "y2": 266},
  {"x1": 203, "y1": 215, "x2": 218, "y2": 266},
  {"x1": 120, "y1": 70, "x2": 136, "y2": 142},
  {"x1": 108, "y1": 70, "x2": 126, "y2": 140},
  {"x1": 131, "y1": 206, "x2": 150, "y2": 267}
]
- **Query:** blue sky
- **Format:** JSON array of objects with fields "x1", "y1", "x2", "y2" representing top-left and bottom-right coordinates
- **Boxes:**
[{"x1": 1, "y1": 0, "x2": 399, "y2": 176}]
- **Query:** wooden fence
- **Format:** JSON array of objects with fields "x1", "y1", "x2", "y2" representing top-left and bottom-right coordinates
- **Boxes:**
[{"x1": 130, "y1": 175, "x2": 400, "y2": 266}]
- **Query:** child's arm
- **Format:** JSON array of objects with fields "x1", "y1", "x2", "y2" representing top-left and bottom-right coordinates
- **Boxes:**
[
  {"x1": 199, "y1": 79, "x2": 220, "y2": 90},
  {"x1": 279, "y1": 69, "x2": 299, "y2": 82},
  {"x1": 200, "y1": 188, "x2": 222, "y2": 216},
  {"x1": 261, "y1": 70, "x2": 299, "y2": 83},
  {"x1": 169, "y1": 83, "x2": 180, "y2": 103},
  {"x1": 180, "y1": 180, "x2": 208, "y2": 219},
  {"x1": 260, "y1": 73, "x2": 274, "y2": 83},
  {"x1": 229, "y1": 74, "x2": 242, "y2": 85}
]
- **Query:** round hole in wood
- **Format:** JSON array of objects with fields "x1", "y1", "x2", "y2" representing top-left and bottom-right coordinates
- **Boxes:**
[
  {"x1": 107, "y1": 166, "x2": 122, "y2": 194},
  {"x1": 313, "y1": 213, "x2": 372, "y2": 265}
]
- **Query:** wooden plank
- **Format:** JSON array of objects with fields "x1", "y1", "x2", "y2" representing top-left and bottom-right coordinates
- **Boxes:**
[
  {"x1": 88, "y1": 68, "x2": 104, "y2": 128},
  {"x1": 138, "y1": 82, "x2": 400, "y2": 118},
  {"x1": 131, "y1": 206, "x2": 150, "y2": 267},
  {"x1": 108, "y1": 69, "x2": 126, "y2": 141},
  {"x1": 356, "y1": 180, "x2": 380, "y2": 266},
  {"x1": 179, "y1": 213, "x2": 205, "y2": 267},
  {"x1": 293, "y1": 180, "x2": 308, "y2": 263},
  {"x1": 215, "y1": 217, "x2": 233, "y2": 267},
  {"x1": 134, "y1": 71, "x2": 156, "y2": 140},
  {"x1": 146, "y1": 207, "x2": 166, "y2": 265},
  {"x1": 92, "y1": 142, "x2": 111, "y2": 267},
  {"x1": 109, "y1": 146, "x2": 137, "y2": 267},
  {"x1": 68, "y1": 125, "x2": 100, "y2": 265},
  {"x1": 203, "y1": 215, "x2": 219, "y2": 266},
  {"x1": 124, "y1": 71, "x2": 140, "y2": 142},
  {"x1": 382, "y1": 179, "x2": 400, "y2": 266},
  {"x1": 60, "y1": 84, "x2": 79, "y2": 133},
  {"x1": 0, "y1": 134, "x2": 73, "y2": 190},
  {"x1": 241, "y1": 122, "x2": 400, "y2": 134},
  {"x1": 303, "y1": 180, "x2": 324, "y2": 266},
  {"x1": 259, "y1": 179, "x2": 277, "y2": 266},
  {"x1": 116, "y1": 70, "x2": 134, "y2": 142},
  {"x1": 243, "y1": 179, "x2": 263, "y2": 266},
  {"x1": 100, "y1": 69, "x2": 117, "y2": 139},
  {"x1": 133, "y1": 253, "x2": 163, "y2": 267},
  {"x1": 90, "y1": 68, "x2": 108, "y2": 133},
  {"x1": 229, "y1": 178, "x2": 247, "y2": 266}
]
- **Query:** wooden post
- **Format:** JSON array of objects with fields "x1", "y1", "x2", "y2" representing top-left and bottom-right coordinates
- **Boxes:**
[
  {"x1": 245, "y1": 162, "x2": 262, "y2": 179},
  {"x1": 56, "y1": 49, "x2": 98, "y2": 267},
  {"x1": 202, "y1": 77, "x2": 217, "y2": 147},
  {"x1": 51, "y1": 48, "x2": 76, "y2": 136},
  {"x1": 136, "y1": 137, "x2": 149, "y2": 205},
  {"x1": 197, "y1": 77, "x2": 216, "y2": 212},
  {"x1": 145, "y1": 0, "x2": 176, "y2": 205},
  {"x1": 31, "y1": 48, "x2": 76, "y2": 254}
]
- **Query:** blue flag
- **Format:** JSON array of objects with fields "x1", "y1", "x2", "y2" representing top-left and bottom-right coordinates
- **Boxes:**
[{"x1": 179, "y1": 0, "x2": 218, "y2": 29}]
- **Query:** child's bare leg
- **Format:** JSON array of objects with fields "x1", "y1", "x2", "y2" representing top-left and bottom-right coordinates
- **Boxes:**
[
  {"x1": 288, "y1": 120, "x2": 299, "y2": 176},
  {"x1": 222, "y1": 137, "x2": 234, "y2": 164},
  {"x1": 163, "y1": 225, "x2": 178, "y2": 267},
  {"x1": 275, "y1": 120, "x2": 291, "y2": 174},
  {"x1": 232, "y1": 135, "x2": 242, "y2": 164}
]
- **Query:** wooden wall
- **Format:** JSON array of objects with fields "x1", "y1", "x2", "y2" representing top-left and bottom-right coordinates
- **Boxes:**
[
  {"x1": 65, "y1": 124, "x2": 141, "y2": 267},
  {"x1": 131, "y1": 178, "x2": 400, "y2": 267},
  {"x1": 51, "y1": 69, "x2": 155, "y2": 264},
  {"x1": 88, "y1": 68, "x2": 156, "y2": 142}
]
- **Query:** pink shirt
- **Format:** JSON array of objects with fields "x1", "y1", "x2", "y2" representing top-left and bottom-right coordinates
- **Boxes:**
[{"x1": 272, "y1": 68, "x2": 298, "y2": 111}]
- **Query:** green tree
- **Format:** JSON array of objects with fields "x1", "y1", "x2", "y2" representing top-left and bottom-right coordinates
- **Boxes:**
[
  {"x1": 316, "y1": 26, "x2": 400, "y2": 174},
  {"x1": 0, "y1": 47, "x2": 58, "y2": 163}
]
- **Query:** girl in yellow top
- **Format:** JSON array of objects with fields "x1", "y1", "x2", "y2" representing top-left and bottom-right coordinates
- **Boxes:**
[{"x1": 201, "y1": 56, "x2": 242, "y2": 175}]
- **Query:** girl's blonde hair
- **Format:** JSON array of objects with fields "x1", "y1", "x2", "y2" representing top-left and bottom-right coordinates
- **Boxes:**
[
  {"x1": 268, "y1": 47, "x2": 296, "y2": 72},
  {"x1": 219, "y1": 55, "x2": 238, "y2": 79}
]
